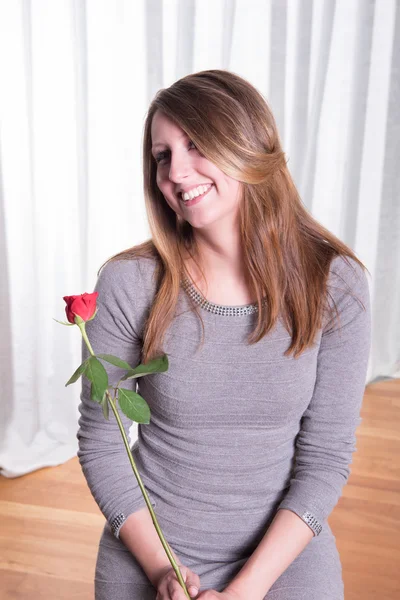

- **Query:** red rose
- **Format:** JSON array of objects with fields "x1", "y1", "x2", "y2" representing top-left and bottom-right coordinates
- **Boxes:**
[{"x1": 63, "y1": 292, "x2": 99, "y2": 324}]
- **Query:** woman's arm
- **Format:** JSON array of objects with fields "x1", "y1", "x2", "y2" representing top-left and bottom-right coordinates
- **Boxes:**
[
  {"x1": 225, "y1": 508, "x2": 313, "y2": 598},
  {"x1": 119, "y1": 506, "x2": 184, "y2": 588},
  {"x1": 226, "y1": 256, "x2": 372, "y2": 598},
  {"x1": 76, "y1": 259, "x2": 157, "y2": 537}
]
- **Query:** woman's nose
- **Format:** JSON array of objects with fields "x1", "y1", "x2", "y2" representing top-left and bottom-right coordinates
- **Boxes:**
[{"x1": 168, "y1": 151, "x2": 192, "y2": 182}]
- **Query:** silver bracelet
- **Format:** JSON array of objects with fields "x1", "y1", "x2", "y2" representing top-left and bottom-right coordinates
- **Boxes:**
[
  {"x1": 110, "y1": 512, "x2": 127, "y2": 538},
  {"x1": 302, "y1": 511, "x2": 322, "y2": 536}
]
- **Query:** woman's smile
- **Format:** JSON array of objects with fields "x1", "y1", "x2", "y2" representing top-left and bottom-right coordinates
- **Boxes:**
[{"x1": 180, "y1": 184, "x2": 214, "y2": 207}]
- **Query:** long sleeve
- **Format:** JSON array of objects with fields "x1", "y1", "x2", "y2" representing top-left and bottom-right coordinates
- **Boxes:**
[
  {"x1": 277, "y1": 255, "x2": 371, "y2": 536},
  {"x1": 76, "y1": 258, "x2": 156, "y2": 538}
]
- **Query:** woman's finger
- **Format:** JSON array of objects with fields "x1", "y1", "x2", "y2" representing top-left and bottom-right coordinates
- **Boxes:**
[{"x1": 167, "y1": 578, "x2": 190, "y2": 599}]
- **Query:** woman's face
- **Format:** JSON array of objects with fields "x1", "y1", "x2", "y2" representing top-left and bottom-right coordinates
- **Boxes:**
[{"x1": 150, "y1": 110, "x2": 242, "y2": 230}]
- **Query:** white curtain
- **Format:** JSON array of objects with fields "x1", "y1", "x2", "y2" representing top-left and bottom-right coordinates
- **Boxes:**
[{"x1": 0, "y1": 0, "x2": 398, "y2": 478}]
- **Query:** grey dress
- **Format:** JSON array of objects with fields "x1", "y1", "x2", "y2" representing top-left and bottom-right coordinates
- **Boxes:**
[{"x1": 76, "y1": 254, "x2": 371, "y2": 599}]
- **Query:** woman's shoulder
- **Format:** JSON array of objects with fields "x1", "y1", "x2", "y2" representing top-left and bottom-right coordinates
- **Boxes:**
[
  {"x1": 98, "y1": 255, "x2": 158, "y2": 288},
  {"x1": 323, "y1": 253, "x2": 371, "y2": 333},
  {"x1": 93, "y1": 256, "x2": 159, "y2": 337},
  {"x1": 96, "y1": 255, "x2": 159, "y2": 317},
  {"x1": 327, "y1": 254, "x2": 369, "y2": 299}
]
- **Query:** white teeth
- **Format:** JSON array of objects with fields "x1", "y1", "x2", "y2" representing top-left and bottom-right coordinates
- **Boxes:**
[{"x1": 182, "y1": 184, "x2": 212, "y2": 201}]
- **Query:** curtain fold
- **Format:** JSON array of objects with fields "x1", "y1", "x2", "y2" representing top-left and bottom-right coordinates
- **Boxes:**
[{"x1": 0, "y1": 0, "x2": 398, "y2": 478}]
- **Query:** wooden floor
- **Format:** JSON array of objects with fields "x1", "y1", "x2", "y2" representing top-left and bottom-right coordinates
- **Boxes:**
[{"x1": 0, "y1": 378, "x2": 399, "y2": 599}]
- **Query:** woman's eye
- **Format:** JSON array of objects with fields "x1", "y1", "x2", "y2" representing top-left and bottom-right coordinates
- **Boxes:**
[
  {"x1": 155, "y1": 140, "x2": 197, "y2": 164},
  {"x1": 155, "y1": 151, "x2": 168, "y2": 164}
]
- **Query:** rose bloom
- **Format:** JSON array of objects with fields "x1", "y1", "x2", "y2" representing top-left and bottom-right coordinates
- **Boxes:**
[{"x1": 63, "y1": 292, "x2": 99, "y2": 324}]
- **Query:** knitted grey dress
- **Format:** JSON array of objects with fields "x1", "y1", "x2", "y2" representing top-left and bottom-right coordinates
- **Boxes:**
[{"x1": 77, "y1": 254, "x2": 371, "y2": 599}]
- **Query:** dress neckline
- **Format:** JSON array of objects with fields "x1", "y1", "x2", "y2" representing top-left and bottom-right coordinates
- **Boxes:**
[{"x1": 180, "y1": 277, "x2": 260, "y2": 316}]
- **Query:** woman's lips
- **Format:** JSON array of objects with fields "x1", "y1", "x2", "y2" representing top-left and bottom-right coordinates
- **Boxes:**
[{"x1": 180, "y1": 184, "x2": 214, "y2": 207}]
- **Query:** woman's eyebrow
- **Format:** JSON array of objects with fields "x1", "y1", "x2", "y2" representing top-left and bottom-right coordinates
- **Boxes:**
[{"x1": 152, "y1": 132, "x2": 188, "y2": 150}]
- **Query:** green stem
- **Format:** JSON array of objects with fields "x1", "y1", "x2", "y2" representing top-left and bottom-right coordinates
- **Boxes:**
[
  {"x1": 106, "y1": 390, "x2": 190, "y2": 598},
  {"x1": 78, "y1": 323, "x2": 95, "y2": 356}
]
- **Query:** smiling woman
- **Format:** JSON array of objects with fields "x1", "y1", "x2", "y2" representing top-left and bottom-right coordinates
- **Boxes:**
[{"x1": 76, "y1": 69, "x2": 371, "y2": 600}]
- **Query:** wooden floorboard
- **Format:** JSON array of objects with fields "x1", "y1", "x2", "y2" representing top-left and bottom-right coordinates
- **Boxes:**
[{"x1": 0, "y1": 378, "x2": 399, "y2": 599}]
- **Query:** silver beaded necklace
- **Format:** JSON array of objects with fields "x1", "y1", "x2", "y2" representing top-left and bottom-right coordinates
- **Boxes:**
[{"x1": 180, "y1": 276, "x2": 260, "y2": 316}]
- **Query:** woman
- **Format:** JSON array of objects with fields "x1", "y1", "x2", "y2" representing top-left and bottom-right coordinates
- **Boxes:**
[{"x1": 77, "y1": 69, "x2": 371, "y2": 599}]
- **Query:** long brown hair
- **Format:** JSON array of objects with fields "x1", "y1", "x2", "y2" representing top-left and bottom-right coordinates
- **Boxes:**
[{"x1": 99, "y1": 69, "x2": 368, "y2": 363}]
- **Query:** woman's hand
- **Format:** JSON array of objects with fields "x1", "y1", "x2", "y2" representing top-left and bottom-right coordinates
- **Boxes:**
[{"x1": 156, "y1": 564, "x2": 201, "y2": 599}]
